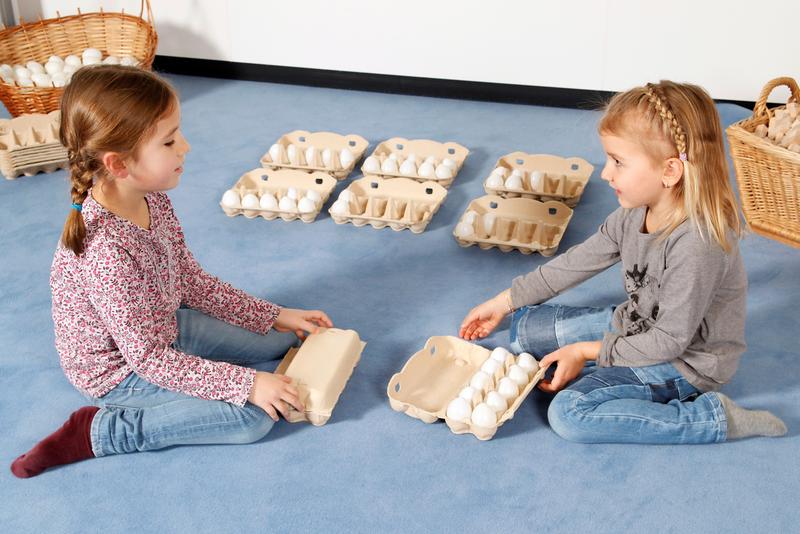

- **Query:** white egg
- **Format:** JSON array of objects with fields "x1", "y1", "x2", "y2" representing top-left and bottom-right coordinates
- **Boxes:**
[
  {"x1": 486, "y1": 391, "x2": 508, "y2": 413},
  {"x1": 490, "y1": 347, "x2": 509, "y2": 363},
  {"x1": 470, "y1": 371, "x2": 493, "y2": 392},
  {"x1": 62, "y1": 64, "x2": 79, "y2": 76},
  {"x1": 471, "y1": 402, "x2": 497, "y2": 428},
  {"x1": 423, "y1": 156, "x2": 437, "y2": 165},
  {"x1": 399, "y1": 158, "x2": 417, "y2": 176},
  {"x1": 16, "y1": 77, "x2": 34, "y2": 87},
  {"x1": 530, "y1": 170, "x2": 545, "y2": 191},
  {"x1": 14, "y1": 66, "x2": 31, "y2": 79},
  {"x1": 446, "y1": 397, "x2": 472, "y2": 422},
  {"x1": 31, "y1": 73, "x2": 52, "y2": 87},
  {"x1": 491, "y1": 166, "x2": 509, "y2": 178},
  {"x1": 339, "y1": 148, "x2": 355, "y2": 167},
  {"x1": 464, "y1": 210, "x2": 479, "y2": 225},
  {"x1": 259, "y1": 193, "x2": 278, "y2": 210},
  {"x1": 504, "y1": 174, "x2": 523, "y2": 189},
  {"x1": 497, "y1": 377, "x2": 519, "y2": 400},
  {"x1": 330, "y1": 199, "x2": 349, "y2": 215},
  {"x1": 286, "y1": 187, "x2": 299, "y2": 200},
  {"x1": 268, "y1": 143, "x2": 282, "y2": 163},
  {"x1": 388, "y1": 152, "x2": 398, "y2": 160},
  {"x1": 435, "y1": 164, "x2": 454, "y2": 180},
  {"x1": 48, "y1": 55, "x2": 64, "y2": 66},
  {"x1": 381, "y1": 157, "x2": 398, "y2": 174},
  {"x1": 508, "y1": 365, "x2": 529, "y2": 387},
  {"x1": 103, "y1": 56, "x2": 120, "y2": 65},
  {"x1": 405, "y1": 153, "x2": 419, "y2": 164},
  {"x1": 458, "y1": 386, "x2": 478, "y2": 405},
  {"x1": 305, "y1": 189, "x2": 322, "y2": 203},
  {"x1": 417, "y1": 162, "x2": 435, "y2": 178},
  {"x1": 44, "y1": 61, "x2": 63, "y2": 75},
  {"x1": 221, "y1": 189, "x2": 240, "y2": 208},
  {"x1": 485, "y1": 173, "x2": 504, "y2": 188},
  {"x1": 480, "y1": 359, "x2": 501, "y2": 376},
  {"x1": 241, "y1": 193, "x2": 260, "y2": 210},
  {"x1": 1, "y1": 64, "x2": 14, "y2": 77},
  {"x1": 82, "y1": 48, "x2": 102, "y2": 64},
  {"x1": 303, "y1": 145, "x2": 317, "y2": 166},
  {"x1": 517, "y1": 353, "x2": 538, "y2": 375},
  {"x1": 442, "y1": 157, "x2": 458, "y2": 169},
  {"x1": 511, "y1": 168, "x2": 524, "y2": 178},
  {"x1": 322, "y1": 148, "x2": 336, "y2": 168},
  {"x1": 482, "y1": 212, "x2": 496, "y2": 234},
  {"x1": 338, "y1": 190, "x2": 355, "y2": 203},
  {"x1": 120, "y1": 55, "x2": 138, "y2": 67},
  {"x1": 26, "y1": 61, "x2": 45, "y2": 74},
  {"x1": 363, "y1": 155, "x2": 380, "y2": 173},
  {"x1": 1, "y1": 75, "x2": 14, "y2": 85},
  {"x1": 454, "y1": 221, "x2": 474, "y2": 238},
  {"x1": 82, "y1": 57, "x2": 101, "y2": 66},
  {"x1": 279, "y1": 196, "x2": 297, "y2": 212},
  {"x1": 51, "y1": 72, "x2": 67, "y2": 87},
  {"x1": 65, "y1": 55, "x2": 82, "y2": 67},
  {"x1": 287, "y1": 144, "x2": 301, "y2": 165},
  {"x1": 298, "y1": 197, "x2": 317, "y2": 213}
]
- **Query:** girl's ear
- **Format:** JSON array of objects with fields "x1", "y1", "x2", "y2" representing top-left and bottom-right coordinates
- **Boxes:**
[
  {"x1": 101, "y1": 152, "x2": 129, "y2": 179},
  {"x1": 663, "y1": 157, "x2": 684, "y2": 188}
]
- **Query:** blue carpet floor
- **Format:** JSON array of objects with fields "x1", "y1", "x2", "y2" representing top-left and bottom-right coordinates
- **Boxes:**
[{"x1": 1, "y1": 74, "x2": 798, "y2": 533}]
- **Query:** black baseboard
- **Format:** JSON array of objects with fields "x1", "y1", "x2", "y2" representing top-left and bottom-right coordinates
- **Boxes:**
[{"x1": 153, "y1": 55, "x2": 756, "y2": 111}]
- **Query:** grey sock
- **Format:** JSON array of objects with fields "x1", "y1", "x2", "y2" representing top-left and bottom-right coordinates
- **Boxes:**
[{"x1": 717, "y1": 393, "x2": 787, "y2": 440}]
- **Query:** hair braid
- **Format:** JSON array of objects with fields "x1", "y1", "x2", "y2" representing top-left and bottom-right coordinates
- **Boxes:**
[{"x1": 644, "y1": 83, "x2": 688, "y2": 157}]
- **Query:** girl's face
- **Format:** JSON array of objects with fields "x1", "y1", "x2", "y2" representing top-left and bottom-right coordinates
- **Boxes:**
[{"x1": 599, "y1": 133, "x2": 673, "y2": 211}]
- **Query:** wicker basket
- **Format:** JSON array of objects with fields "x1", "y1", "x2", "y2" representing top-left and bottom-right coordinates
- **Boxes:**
[
  {"x1": 0, "y1": 0, "x2": 156, "y2": 117},
  {"x1": 726, "y1": 77, "x2": 800, "y2": 248}
]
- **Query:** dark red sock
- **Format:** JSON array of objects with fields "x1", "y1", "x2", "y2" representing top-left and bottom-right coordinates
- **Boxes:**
[{"x1": 11, "y1": 406, "x2": 99, "y2": 478}]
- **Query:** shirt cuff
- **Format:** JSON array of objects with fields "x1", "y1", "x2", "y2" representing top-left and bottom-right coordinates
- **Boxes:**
[{"x1": 597, "y1": 331, "x2": 618, "y2": 367}]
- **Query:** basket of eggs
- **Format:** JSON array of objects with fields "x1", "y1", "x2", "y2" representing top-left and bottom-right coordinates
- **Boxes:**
[
  {"x1": 0, "y1": 0, "x2": 157, "y2": 117},
  {"x1": 726, "y1": 76, "x2": 800, "y2": 248}
]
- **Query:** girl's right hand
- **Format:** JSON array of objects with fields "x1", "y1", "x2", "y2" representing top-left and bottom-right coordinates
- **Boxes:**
[
  {"x1": 459, "y1": 290, "x2": 512, "y2": 340},
  {"x1": 248, "y1": 371, "x2": 304, "y2": 421}
]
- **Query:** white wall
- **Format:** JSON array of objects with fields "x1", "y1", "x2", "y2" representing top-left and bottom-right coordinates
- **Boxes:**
[{"x1": 13, "y1": 0, "x2": 800, "y2": 103}]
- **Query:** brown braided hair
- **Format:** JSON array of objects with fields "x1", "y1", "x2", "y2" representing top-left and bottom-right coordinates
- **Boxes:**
[{"x1": 59, "y1": 65, "x2": 177, "y2": 255}]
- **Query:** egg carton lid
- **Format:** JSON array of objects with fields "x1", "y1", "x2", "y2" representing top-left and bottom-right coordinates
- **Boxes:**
[
  {"x1": 454, "y1": 195, "x2": 573, "y2": 256},
  {"x1": 2, "y1": 148, "x2": 69, "y2": 165},
  {"x1": 483, "y1": 152, "x2": 594, "y2": 207},
  {"x1": 274, "y1": 328, "x2": 365, "y2": 426},
  {"x1": 2, "y1": 160, "x2": 68, "y2": 180},
  {"x1": 361, "y1": 137, "x2": 469, "y2": 188},
  {"x1": 0, "y1": 111, "x2": 61, "y2": 151},
  {"x1": 329, "y1": 175, "x2": 448, "y2": 234},
  {"x1": 387, "y1": 336, "x2": 545, "y2": 440},
  {"x1": 260, "y1": 130, "x2": 369, "y2": 180}
]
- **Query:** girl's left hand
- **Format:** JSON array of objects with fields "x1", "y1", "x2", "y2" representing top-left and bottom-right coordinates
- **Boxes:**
[
  {"x1": 274, "y1": 308, "x2": 333, "y2": 340},
  {"x1": 537, "y1": 342, "x2": 593, "y2": 393}
]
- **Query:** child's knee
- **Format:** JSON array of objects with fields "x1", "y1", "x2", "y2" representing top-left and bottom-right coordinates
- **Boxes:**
[
  {"x1": 547, "y1": 390, "x2": 593, "y2": 443},
  {"x1": 232, "y1": 407, "x2": 275, "y2": 444}
]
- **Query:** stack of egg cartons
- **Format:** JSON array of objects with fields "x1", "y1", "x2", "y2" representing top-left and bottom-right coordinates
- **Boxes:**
[{"x1": 0, "y1": 111, "x2": 68, "y2": 180}]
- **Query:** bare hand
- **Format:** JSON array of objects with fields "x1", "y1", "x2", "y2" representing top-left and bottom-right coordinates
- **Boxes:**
[
  {"x1": 459, "y1": 291, "x2": 511, "y2": 340},
  {"x1": 537, "y1": 343, "x2": 590, "y2": 393},
  {"x1": 274, "y1": 308, "x2": 333, "y2": 340},
  {"x1": 248, "y1": 371, "x2": 304, "y2": 421}
]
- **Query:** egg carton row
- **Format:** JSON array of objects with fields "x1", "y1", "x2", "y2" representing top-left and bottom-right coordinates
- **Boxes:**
[
  {"x1": 753, "y1": 103, "x2": 800, "y2": 152},
  {"x1": 360, "y1": 137, "x2": 469, "y2": 188},
  {"x1": 260, "y1": 130, "x2": 369, "y2": 179},
  {"x1": 387, "y1": 336, "x2": 544, "y2": 441},
  {"x1": 1, "y1": 50, "x2": 140, "y2": 88},
  {"x1": 328, "y1": 176, "x2": 448, "y2": 234},
  {"x1": 0, "y1": 111, "x2": 69, "y2": 179},
  {"x1": 220, "y1": 168, "x2": 338, "y2": 223},
  {"x1": 453, "y1": 195, "x2": 573, "y2": 256},
  {"x1": 483, "y1": 152, "x2": 593, "y2": 207}
]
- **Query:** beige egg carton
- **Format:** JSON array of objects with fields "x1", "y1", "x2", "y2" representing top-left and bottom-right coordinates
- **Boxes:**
[
  {"x1": 274, "y1": 327, "x2": 365, "y2": 426},
  {"x1": 483, "y1": 152, "x2": 594, "y2": 207},
  {"x1": 387, "y1": 336, "x2": 545, "y2": 441},
  {"x1": 360, "y1": 137, "x2": 469, "y2": 188},
  {"x1": 328, "y1": 175, "x2": 448, "y2": 234},
  {"x1": 453, "y1": 195, "x2": 573, "y2": 256},
  {"x1": 220, "y1": 168, "x2": 338, "y2": 223},
  {"x1": 260, "y1": 130, "x2": 369, "y2": 180},
  {"x1": 0, "y1": 110, "x2": 68, "y2": 179}
]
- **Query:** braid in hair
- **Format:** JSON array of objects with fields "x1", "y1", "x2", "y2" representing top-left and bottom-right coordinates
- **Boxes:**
[
  {"x1": 61, "y1": 148, "x2": 101, "y2": 256},
  {"x1": 643, "y1": 83, "x2": 689, "y2": 159}
]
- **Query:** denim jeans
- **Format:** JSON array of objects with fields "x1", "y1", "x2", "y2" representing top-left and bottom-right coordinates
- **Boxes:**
[
  {"x1": 87, "y1": 308, "x2": 298, "y2": 456},
  {"x1": 509, "y1": 304, "x2": 728, "y2": 444}
]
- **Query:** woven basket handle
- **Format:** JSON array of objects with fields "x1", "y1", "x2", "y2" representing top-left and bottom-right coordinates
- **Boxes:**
[
  {"x1": 139, "y1": 0, "x2": 154, "y2": 25},
  {"x1": 753, "y1": 77, "x2": 800, "y2": 119}
]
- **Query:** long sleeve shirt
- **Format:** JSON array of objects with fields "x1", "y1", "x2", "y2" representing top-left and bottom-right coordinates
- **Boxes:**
[
  {"x1": 510, "y1": 207, "x2": 747, "y2": 392},
  {"x1": 50, "y1": 190, "x2": 281, "y2": 406}
]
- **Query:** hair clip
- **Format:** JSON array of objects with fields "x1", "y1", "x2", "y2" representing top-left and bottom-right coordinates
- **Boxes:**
[
  {"x1": 679, "y1": 153, "x2": 688, "y2": 162},
  {"x1": 71, "y1": 203, "x2": 83, "y2": 212}
]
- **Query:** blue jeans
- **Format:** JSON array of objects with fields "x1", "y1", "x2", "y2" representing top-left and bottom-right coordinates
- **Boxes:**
[
  {"x1": 87, "y1": 308, "x2": 298, "y2": 456},
  {"x1": 509, "y1": 304, "x2": 728, "y2": 444}
]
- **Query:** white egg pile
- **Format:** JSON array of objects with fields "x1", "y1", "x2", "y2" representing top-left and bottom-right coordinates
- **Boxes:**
[
  {"x1": 362, "y1": 152, "x2": 458, "y2": 182},
  {"x1": 220, "y1": 187, "x2": 323, "y2": 215},
  {"x1": 329, "y1": 189, "x2": 355, "y2": 216},
  {"x1": 754, "y1": 103, "x2": 800, "y2": 153},
  {"x1": 485, "y1": 166, "x2": 556, "y2": 192},
  {"x1": 266, "y1": 143, "x2": 356, "y2": 171},
  {"x1": 0, "y1": 50, "x2": 140, "y2": 88},
  {"x1": 445, "y1": 348, "x2": 539, "y2": 430},
  {"x1": 454, "y1": 209, "x2": 498, "y2": 239}
]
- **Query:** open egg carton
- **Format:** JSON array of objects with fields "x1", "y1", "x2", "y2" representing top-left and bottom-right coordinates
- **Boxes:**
[
  {"x1": 260, "y1": 130, "x2": 369, "y2": 180},
  {"x1": 0, "y1": 110, "x2": 68, "y2": 179},
  {"x1": 360, "y1": 137, "x2": 469, "y2": 189},
  {"x1": 453, "y1": 195, "x2": 573, "y2": 256},
  {"x1": 328, "y1": 175, "x2": 448, "y2": 234},
  {"x1": 483, "y1": 152, "x2": 594, "y2": 207},
  {"x1": 387, "y1": 336, "x2": 544, "y2": 441},
  {"x1": 274, "y1": 328, "x2": 365, "y2": 426},
  {"x1": 220, "y1": 168, "x2": 338, "y2": 223}
]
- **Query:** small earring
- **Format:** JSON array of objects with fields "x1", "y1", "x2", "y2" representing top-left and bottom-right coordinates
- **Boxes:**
[{"x1": 662, "y1": 182, "x2": 671, "y2": 188}]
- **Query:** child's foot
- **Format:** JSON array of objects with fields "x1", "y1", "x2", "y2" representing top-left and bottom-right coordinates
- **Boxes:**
[
  {"x1": 718, "y1": 393, "x2": 787, "y2": 440},
  {"x1": 11, "y1": 406, "x2": 99, "y2": 478}
]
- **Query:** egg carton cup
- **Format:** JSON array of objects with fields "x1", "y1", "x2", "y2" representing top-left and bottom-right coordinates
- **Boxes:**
[
  {"x1": 483, "y1": 152, "x2": 594, "y2": 207},
  {"x1": 453, "y1": 195, "x2": 573, "y2": 256},
  {"x1": 0, "y1": 110, "x2": 68, "y2": 179},
  {"x1": 260, "y1": 130, "x2": 369, "y2": 180},
  {"x1": 220, "y1": 168, "x2": 338, "y2": 223},
  {"x1": 328, "y1": 175, "x2": 448, "y2": 234},
  {"x1": 274, "y1": 327, "x2": 365, "y2": 426},
  {"x1": 360, "y1": 137, "x2": 469, "y2": 189},
  {"x1": 387, "y1": 336, "x2": 544, "y2": 441}
]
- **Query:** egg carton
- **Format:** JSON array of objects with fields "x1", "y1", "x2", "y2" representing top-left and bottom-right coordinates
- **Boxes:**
[
  {"x1": 328, "y1": 175, "x2": 448, "y2": 234},
  {"x1": 360, "y1": 137, "x2": 469, "y2": 189},
  {"x1": 260, "y1": 130, "x2": 369, "y2": 180},
  {"x1": 483, "y1": 152, "x2": 594, "y2": 207},
  {"x1": 220, "y1": 168, "x2": 338, "y2": 223},
  {"x1": 387, "y1": 336, "x2": 545, "y2": 441},
  {"x1": 453, "y1": 195, "x2": 573, "y2": 257},
  {"x1": 0, "y1": 110, "x2": 68, "y2": 179},
  {"x1": 274, "y1": 327, "x2": 365, "y2": 426}
]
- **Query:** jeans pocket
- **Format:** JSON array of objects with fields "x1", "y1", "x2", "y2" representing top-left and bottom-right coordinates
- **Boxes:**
[{"x1": 648, "y1": 379, "x2": 680, "y2": 404}]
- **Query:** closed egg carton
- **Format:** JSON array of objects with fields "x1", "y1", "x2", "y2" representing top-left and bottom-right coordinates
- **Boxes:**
[
  {"x1": 220, "y1": 168, "x2": 337, "y2": 223},
  {"x1": 387, "y1": 336, "x2": 544, "y2": 440},
  {"x1": 483, "y1": 152, "x2": 593, "y2": 207},
  {"x1": 274, "y1": 328, "x2": 365, "y2": 426},
  {"x1": 328, "y1": 175, "x2": 447, "y2": 234},
  {"x1": 0, "y1": 110, "x2": 68, "y2": 179},
  {"x1": 453, "y1": 195, "x2": 573, "y2": 256},
  {"x1": 260, "y1": 130, "x2": 369, "y2": 180},
  {"x1": 360, "y1": 137, "x2": 469, "y2": 189}
]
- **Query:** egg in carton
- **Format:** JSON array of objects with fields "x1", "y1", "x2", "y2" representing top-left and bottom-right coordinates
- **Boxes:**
[
  {"x1": 260, "y1": 130, "x2": 369, "y2": 180},
  {"x1": 360, "y1": 137, "x2": 469, "y2": 189},
  {"x1": 483, "y1": 152, "x2": 593, "y2": 207},
  {"x1": 453, "y1": 195, "x2": 573, "y2": 256},
  {"x1": 0, "y1": 110, "x2": 68, "y2": 179},
  {"x1": 220, "y1": 168, "x2": 337, "y2": 223},
  {"x1": 274, "y1": 328, "x2": 365, "y2": 426},
  {"x1": 328, "y1": 175, "x2": 448, "y2": 234},
  {"x1": 387, "y1": 336, "x2": 545, "y2": 441}
]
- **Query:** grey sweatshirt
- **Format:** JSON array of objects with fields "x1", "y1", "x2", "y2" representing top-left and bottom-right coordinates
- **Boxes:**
[{"x1": 510, "y1": 207, "x2": 747, "y2": 392}]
